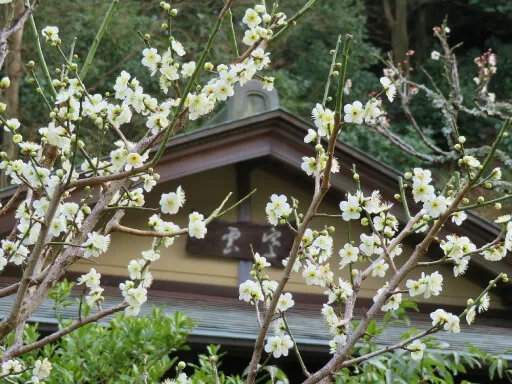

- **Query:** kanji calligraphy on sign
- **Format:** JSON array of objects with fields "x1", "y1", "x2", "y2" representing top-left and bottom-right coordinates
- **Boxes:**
[{"x1": 186, "y1": 220, "x2": 294, "y2": 266}]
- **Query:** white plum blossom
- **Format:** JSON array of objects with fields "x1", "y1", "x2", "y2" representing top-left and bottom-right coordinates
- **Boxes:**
[
  {"x1": 160, "y1": 186, "x2": 186, "y2": 214},
  {"x1": 339, "y1": 243, "x2": 359, "y2": 268},
  {"x1": 380, "y1": 77, "x2": 397, "y2": 102},
  {"x1": 239, "y1": 280, "x2": 263, "y2": 303},
  {"x1": 343, "y1": 101, "x2": 364, "y2": 124},
  {"x1": 82, "y1": 233, "x2": 110, "y2": 258},
  {"x1": 264, "y1": 335, "x2": 293, "y2": 358},
  {"x1": 243, "y1": 8, "x2": 262, "y2": 28},
  {"x1": 329, "y1": 334, "x2": 347, "y2": 354},
  {"x1": 339, "y1": 193, "x2": 360, "y2": 221},
  {"x1": 311, "y1": 104, "x2": 334, "y2": 136},
  {"x1": 431, "y1": 50, "x2": 441, "y2": 60},
  {"x1": 304, "y1": 128, "x2": 317, "y2": 143},
  {"x1": 373, "y1": 285, "x2": 402, "y2": 312},
  {"x1": 41, "y1": 26, "x2": 59, "y2": 43},
  {"x1": 371, "y1": 259, "x2": 389, "y2": 278},
  {"x1": 141, "y1": 48, "x2": 161, "y2": 75},
  {"x1": 77, "y1": 268, "x2": 101, "y2": 289},
  {"x1": 1, "y1": 359, "x2": 24, "y2": 376},
  {"x1": 181, "y1": 61, "x2": 196, "y2": 78},
  {"x1": 466, "y1": 306, "x2": 476, "y2": 325},
  {"x1": 188, "y1": 212, "x2": 207, "y2": 239},
  {"x1": 265, "y1": 194, "x2": 292, "y2": 226},
  {"x1": 277, "y1": 292, "x2": 295, "y2": 312},
  {"x1": 142, "y1": 249, "x2": 160, "y2": 262},
  {"x1": 430, "y1": 309, "x2": 460, "y2": 333},
  {"x1": 32, "y1": 358, "x2": 52, "y2": 381},
  {"x1": 423, "y1": 195, "x2": 448, "y2": 218},
  {"x1": 409, "y1": 340, "x2": 426, "y2": 361}
]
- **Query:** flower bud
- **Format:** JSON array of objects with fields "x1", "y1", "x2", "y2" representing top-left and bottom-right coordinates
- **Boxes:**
[
  {"x1": 12, "y1": 134, "x2": 22, "y2": 144},
  {"x1": 485, "y1": 182, "x2": 493, "y2": 189},
  {"x1": 477, "y1": 196, "x2": 485, "y2": 203},
  {"x1": 361, "y1": 217, "x2": 369, "y2": 226},
  {"x1": 279, "y1": 219, "x2": 286, "y2": 225},
  {"x1": 494, "y1": 202, "x2": 502, "y2": 210},
  {"x1": 250, "y1": 270, "x2": 256, "y2": 277},
  {"x1": 144, "y1": 34, "x2": 151, "y2": 41},
  {"x1": 178, "y1": 361, "x2": 186, "y2": 370},
  {"x1": 353, "y1": 173, "x2": 359, "y2": 181},
  {"x1": 161, "y1": 23, "x2": 168, "y2": 31},
  {"x1": 0, "y1": 103, "x2": 6, "y2": 113},
  {"x1": 422, "y1": 215, "x2": 430, "y2": 221},
  {"x1": 454, "y1": 144, "x2": 462, "y2": 151},
  {"x1": 262, "y1": 14, "x2": 271, "y2": 23},
  {"x1": 204, "y1": 62, "x2": 214, "y2": 71},
  {"x1": 394, "y1": 194, "x2": 401, "y2": 201},
  {"x1": 0, "y1": 77, "x2": 10, "y2": 89},
  {"x1": 458, "y1": 136, "x2": 466, "y2": 144},
  {"x1": 332, "y1": 70, "x2": 339, "y2": 77},
  {"x1": 70, "y1": 63, "x2": 78, "y2": 71},
  {"x1": 170, "y1": 8, "x2": 178, "y2": 16},
  {"x1": 351, "y1": 269, "x2": 358, "y2": 277},
  {"x1": 328, "y1": 226, "x2": 335, "y2": 233},
  {"x1": 404, "y1": 172, "x2": 412, "y2": 179},
  {"x1": 327, "y1": 96, "x2": 333, "y2": 102},
  {"x1": 321, "y1": 229, "x2": 328, "y2": 236},
  {"x1": 467, "y1": 298, "x2": 474, "y2": 306},
  {"x1": 27, "y1": 61, "x2": 35, "y2": 70},
  {"x1": 462, "y1": 198, "x2": 470, "y2": 204}
]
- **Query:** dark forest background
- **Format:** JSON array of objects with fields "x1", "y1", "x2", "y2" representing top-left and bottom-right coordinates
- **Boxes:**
[{"x1": 1, "y1": 0, "x2": 511, "y2": 173}]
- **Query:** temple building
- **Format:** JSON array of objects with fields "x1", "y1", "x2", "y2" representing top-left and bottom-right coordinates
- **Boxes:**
[{"x1": 0, "y1": 81, "x2": 511, "y2": 381}]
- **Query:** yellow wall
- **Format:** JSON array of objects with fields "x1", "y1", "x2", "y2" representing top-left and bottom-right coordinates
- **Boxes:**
[{"x1": 70, "y1": 165, "x2": 502, "y2": 308}]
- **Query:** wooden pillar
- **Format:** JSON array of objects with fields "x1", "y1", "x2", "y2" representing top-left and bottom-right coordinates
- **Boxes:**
[{"x1": 236, "y1": 162, "x2": 253, "y2": 284}]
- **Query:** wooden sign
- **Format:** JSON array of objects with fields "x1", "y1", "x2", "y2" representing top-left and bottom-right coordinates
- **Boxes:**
[{"x1": 186, "y1": 220, "x2": 294, "y2": 266}]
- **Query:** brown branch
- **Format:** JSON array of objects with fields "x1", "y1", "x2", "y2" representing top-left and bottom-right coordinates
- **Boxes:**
[
  {"x1": 1, "y1": 303, "x2": 127, "y2": 362},
  {"x1": 0, "y1": 185, "x2": 24, "y2": 215}
]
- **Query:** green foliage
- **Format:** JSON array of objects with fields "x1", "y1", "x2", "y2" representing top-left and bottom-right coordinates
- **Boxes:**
[
  {"x1": 335, "y1": 300, "x2": 512, "y2": 383},
  {"x1": 14, "y1": 306, "x2": 194, "y2": 383}
]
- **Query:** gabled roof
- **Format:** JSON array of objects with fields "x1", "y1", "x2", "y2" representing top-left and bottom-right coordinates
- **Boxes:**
[
  {"x1": 0, "y1": 108, "x2": 511, "y2": 303},
  {"x1": 147, "y1": 108, "x2": 512, "y2": 304}
]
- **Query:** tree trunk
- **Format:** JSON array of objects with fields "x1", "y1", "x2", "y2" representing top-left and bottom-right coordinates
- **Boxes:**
[
  {"x1": 415, "y1": 4, "x2": 427, "y2": 61},
  {"x1": 384, "y1": 0, "x2": 409, "y2": 65},
  {"x1": 1, "y1": 0, "x2": 25, "y2": 187}
]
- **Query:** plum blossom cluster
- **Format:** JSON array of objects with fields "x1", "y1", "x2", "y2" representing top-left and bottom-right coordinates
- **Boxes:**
[
  {"x1": 473, "y1": 49, "x2": 498, "y2": 102},
  {"x1": 77, "y1": 268, "x2": 103, "y2": 307},
  {"x1": 239, "y1": 251, "x2": 296, "y2": 359},
  {"x1": 137, "y1": 7, "x2": 274, "y2": 122},
  {"x1": 1, "y1": 357, "x2": 52, "y2": 383},
  {"x1": 430, "y1": 309, "x2": 460, "y2": 333}
]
